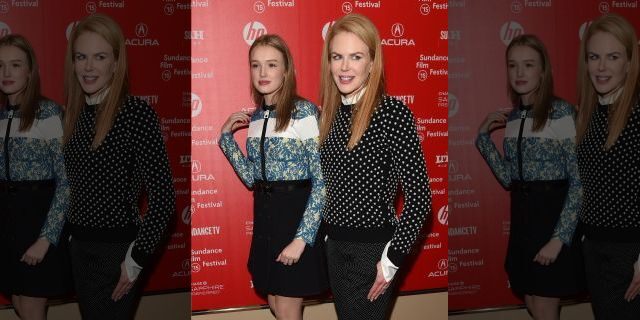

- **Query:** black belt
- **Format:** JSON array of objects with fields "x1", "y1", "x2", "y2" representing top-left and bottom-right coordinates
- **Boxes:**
[
  {"x1": 253, "y1": 179, "x2": 310, "y2": 193},
  {"x1": 510, "y1": 179, "x2": 567, "y2": 193},
  {"x1": 0, "y1": 179, "x2": 55, "y2": 194}
]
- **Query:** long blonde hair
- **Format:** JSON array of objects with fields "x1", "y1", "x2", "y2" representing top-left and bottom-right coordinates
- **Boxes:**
[
  {"x1": 576, "y1": 14, "x2": 640, "y2": 149},
  {"x1": 63, "y1": 13, "x2": 129, "y2": 149},
  {"x1": 249, "y1": 34, "x2": 299, "y2": 132},
  {"x1": 319, "y1": 13, "x2": 385, "y2": 150},
  {"x1": 0, "y1": 34, "x2": 42, "y2": 131}
]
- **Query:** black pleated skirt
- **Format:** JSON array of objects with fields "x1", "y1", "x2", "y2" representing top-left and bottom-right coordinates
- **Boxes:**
[
  {"x1": 249, "y1": 180, "x2": 329, "y2": 297},
  {"x1": 0, "y1": 180, "x2": 72, "y2": 298},
  {"x1": 506, "y1": 180, "x2": 586, "y2": 297}
]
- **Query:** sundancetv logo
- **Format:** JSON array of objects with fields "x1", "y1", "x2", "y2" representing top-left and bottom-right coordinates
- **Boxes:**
[{"x1": 243, "y1": 21, "x2": 267, "y2": 46}]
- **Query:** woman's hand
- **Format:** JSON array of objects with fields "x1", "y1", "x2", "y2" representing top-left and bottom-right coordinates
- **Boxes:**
[
  {"x1": 112, "y1": 262, "x2": 136, "y2": 301},
  {"x1": 478, "y1": 108, "x2": 511, "y2": 134},
  {"x1": 20, "y1": 237, "x2": 50, "y2": 266},
  {"x1": 533, "y1": 237, "x2": 563, "y2": 266},
  {"x1": 221, "y1": 111, "x2": 251, "y2": 134},
  {"x1": 276, "y1": 238, "x2": 306, "y2": 266},
  {"x1": 624, "y1": 260, "x2": 640, "y2": 302},
  {"x1": 367, "y1": 261, "x2": 390, "y2": 302}
]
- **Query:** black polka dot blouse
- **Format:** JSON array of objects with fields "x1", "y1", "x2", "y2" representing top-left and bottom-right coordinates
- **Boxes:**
[
  {"x1": 577, "y1": 101, "x2": 640, "y2": 243},
  {"x1": 320, "y1": 96, "x2": 432, "y2": 267},
  {"x1": 64, "y1": 96, "x2": 175, "y2": 266}
]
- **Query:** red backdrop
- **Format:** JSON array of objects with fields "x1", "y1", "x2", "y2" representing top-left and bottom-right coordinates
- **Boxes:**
[
  {"x1": 448, "y1": 0, "x2": 640, "y2": 312},
  {"x1": 191, "y1": 0, "x2": 448, "y2": 312},
  {"x1": 0, "y1": 0, "x2": 191, "y2": 307}
]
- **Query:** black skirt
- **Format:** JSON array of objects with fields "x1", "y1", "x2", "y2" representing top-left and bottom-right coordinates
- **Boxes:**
[
  {"x1": 506, "y1": 180, "x2": 586, "y2": 297},
  {"x1": 249, "y1": 180, "x2": 329, "y2": 297},
  {"x1": 0, "y1": 180, "x2": 72, "y2": 298}
]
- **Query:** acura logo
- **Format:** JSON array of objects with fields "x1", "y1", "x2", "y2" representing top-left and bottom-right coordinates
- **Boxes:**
[
  {"x1": 437, "y1": 259, "x2": 448, "y2": 270},
  {"x1": 391, "y1": 23, "x2": 404, "y2": 38},
  {"x1": 135, "y1": 23, "x2": 149, "y2": 38}
]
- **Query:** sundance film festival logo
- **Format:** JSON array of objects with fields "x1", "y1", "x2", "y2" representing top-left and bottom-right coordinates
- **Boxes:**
[
  {"x1": 511, "y1": 0, "x2": 523, "y2": 13},
  {"x1": 164, "y1": 3, "x2": 175, "y2": 15},
  {"x1": 254, "y1": 0, "x2": 266, "y2": 13},
  {"x1": 382, "y1": 23, "x2": 415, "y2": 46},
  {"x1": 418, "y1": 70, "x2": 428, "y2": 81},
  {"x1": 191, "y1": 92, "x2": 203, "y2": 117},
  {"x1": 500, "y1": 21, "x2": 524, "y2": 46},
  {"x1": 436, "y1": 154, "x2": 448, "y2": 167},
  {"x1": 437, "y1": 205, "x2": 448, "y2": 226},
  {"x1": 322, "y1": 21, "x2": 336, "y2": 40},
  {"x1": 598, "y1": 1, "x2": 610, "y2": 12},
  {"x1": 0, "y1": 1, "x2": 8, "y2": 14},
  {"x1": 243, "y1": 21, "x2": 267, "y2": 45},
  {"x1": 86, "y1": 1, "x2": 97, "y2": 13},
  {"x1": 0, "y1": 21, "x2": 10, "y2": 37},
  {"x1": 420, "y1": 3, "x2": 430, "y2": 15},
  {"x1": 341, "y1": 1, "x2": 352, "y2": 13}
]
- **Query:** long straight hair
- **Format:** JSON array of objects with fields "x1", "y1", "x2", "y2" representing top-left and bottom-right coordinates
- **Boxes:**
[
  {"x1": 576, "y1": 14, "x2": 640, "y2": 149},
  {"x1": 249, "y1": 34, "x2": 299, "y2": 132},
  {"x1": 0, "y1": 34, "x2": 42, "y2": 131},
  {"x1": 506, "y1": 34, "x2": 555, "y2": 131},
  {"x1": 319, "y1": 13, "x2": 385, "y2": 150},
  {"x1": 64, "y1": 13, "x2": 129, "y2": 149}
]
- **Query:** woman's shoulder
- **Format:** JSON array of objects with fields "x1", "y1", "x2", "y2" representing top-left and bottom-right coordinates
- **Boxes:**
[
  {"x1": 549, "y1": 98, "x2": 575, "y2": 119},
  {"x1": 292, "y1": 99, "x2": 319, "y2": 119},
  {"x1": 36, "y1": 99, "x2": 63, "y2": 119},
  {"x1": 123, "y1": 95, "x2": 157, "y2": 118},
  {"x1": 378, "y1": 95, "x2": 414, "y2": 119}
]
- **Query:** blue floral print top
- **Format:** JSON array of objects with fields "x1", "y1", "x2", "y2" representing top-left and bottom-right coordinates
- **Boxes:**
[
  {"x1": 219, "y1": 99, "x2": 325, "y2": 245},
  {"x1": 0, "y1": 100, "x2": 69, "y2": 245},
  {"x1": 476, "y1": 99, "x2": 582, "y2": 245}
]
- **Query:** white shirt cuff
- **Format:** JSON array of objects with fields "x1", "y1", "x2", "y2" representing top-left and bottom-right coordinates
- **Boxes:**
[
  {"x1": 125, "y1": 241, "x2": 143, "y2": 281},
  {"x1": 381, "y1": 241, "x2": 399, "y2": 282}
]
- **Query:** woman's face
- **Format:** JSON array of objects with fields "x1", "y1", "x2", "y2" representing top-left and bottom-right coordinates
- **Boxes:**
[
  {"x1": 329, "y1": 32, "x2": 372, "y2": 99},
  {"x1": 507, "y1": 45, "x2": 543, "y2": 104},
  {"x1": 0, "y1": 45, "x2": 29, "y2": 104},
  {"x1": 250, "y1": 45, "x2": 285, "y2": 105},
  {"x1": 73, "y1": 31, "x2": 116, "y2": 97},
  {"x1": 586, "y1": 31, "x2": 630, "y2": 97}
]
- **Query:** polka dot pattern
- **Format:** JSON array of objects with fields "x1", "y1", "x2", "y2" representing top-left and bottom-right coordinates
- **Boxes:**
[
  {"x1": 577, "y1": 103, "x2": 640, "y2": 240},
  {"x1": 64, "y1": 96, "x2": 175, "y2": 266},
  {"x1": 320, "y1": 96, "x2": 431, "y2": 266}
]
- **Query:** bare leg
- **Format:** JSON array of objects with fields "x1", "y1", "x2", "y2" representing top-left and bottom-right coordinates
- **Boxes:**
[
  {"x1": 529, "y1": 295, "x2": 560, "y2": 320},
  {"x1": 13, "y1": 295, "x2": 47, "y2": 320},
  {"x1": 273, "y1": 295, "x2": 303, "y2": 320},
  {"x1": 268, "y1": 294, "x2": 277, "y2": 318}
]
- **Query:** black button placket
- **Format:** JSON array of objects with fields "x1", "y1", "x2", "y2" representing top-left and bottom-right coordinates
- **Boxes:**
[{"x1": 3, "y1": 109, "x2": 13, "y2": 183}]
